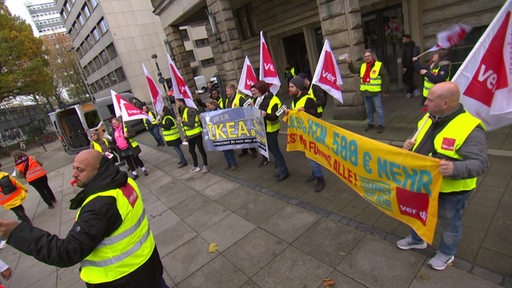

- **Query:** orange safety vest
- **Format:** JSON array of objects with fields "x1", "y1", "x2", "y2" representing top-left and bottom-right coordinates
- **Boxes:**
[{"x1": 15, "y1": 156, "x2": 47, "y2": 183}]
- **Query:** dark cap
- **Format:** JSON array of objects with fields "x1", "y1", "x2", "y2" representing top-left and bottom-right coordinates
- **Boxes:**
[{"x1": 289, "y1": 77, "x2": 306, "y2": 91}]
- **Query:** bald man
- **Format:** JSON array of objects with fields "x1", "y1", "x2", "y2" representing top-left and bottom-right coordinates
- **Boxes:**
[
  {"x1": 397, "y1": 82, "x2": 488, "y2": 271},
  {"x1": 0, "y1": 150, "x2": 169, "y2": 287}
]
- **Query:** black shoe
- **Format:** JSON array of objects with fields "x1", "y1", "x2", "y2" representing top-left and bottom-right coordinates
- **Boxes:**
[
  {"x1": 377, "y1": 125, "x2": 385, "y2": 133},
  {"x1": 132, "y1": 174, "x2": 139, "y2": 180},
  {"x1": 315, "y1": 177, "x2": 325, "y2": 192},
  {"x1": 305, "y1": 175, "x2": 315, "y2": 182},
  {"x1": 143, "y1": 170, "x2": 149, "y2": 176},
  {"x1": 364, "y1": 124, "x2": 374, "y2": 131},
  {"x1": 178, "y1": 162, "x2": 187, "y2": 168},
  {"x1": 276, "y1": 174, "x2": 289, "y2": 182}
]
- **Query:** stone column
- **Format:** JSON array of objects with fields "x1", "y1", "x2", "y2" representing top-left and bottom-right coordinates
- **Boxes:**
[
  {"x1": 206, "y1": 0, "x2": 244, "y2": 89},
  {"x1": 317, "y1": 0, "x2": 366, "y2": 120}
]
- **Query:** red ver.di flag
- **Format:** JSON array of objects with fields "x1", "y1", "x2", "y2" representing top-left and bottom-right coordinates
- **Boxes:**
[
  {"x1": 452, "y1": 0, "x2": 512, "y2": 130},
  {"x1": 142, "y1": 63, "x2": 164, "y2": 114},
  {"x1": 259, "y1": 31, "x2": 281, "y2": 95},
  {"x1": 166, "y1": 54, "x2": 197, "y2": 109},
  {"x1": 238, "y1": 56, "x2": 258, "y2": 95},
  {"x1": 426, "y1": 23, "x2": 472, "y2": 53},
  {"x1": 110, "y1": 90, "x2": 149, "y2": 121},
  {"x1": 311, "y1": 39, "x2": 343, "y2": 103}
]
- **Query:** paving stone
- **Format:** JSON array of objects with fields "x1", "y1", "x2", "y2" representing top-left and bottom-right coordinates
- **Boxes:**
[
  {"x1": 259, "y1": 205, "x2": 320, "y2": 243},
  {"x1": 176, "y1": 256, "x2": 248, "y2": 288},
  {"x1": 252, "y1": 246, "x2": 333, "y2": 288},
  {"x1": 201, "y1": 213, "x2": 256, "y2": 252},
  {"x1": 409, "y1": 265, "x2": 502, "y2": 288},
  {"x1": 224, "y1": 228, "x2": 288, "y2": 277},
  {"x1": 234, "y1": 195, "x2": 286, "y2": 225},
  {"x1": 183, "y1": 202, "x2": 231, "y2": 233}
]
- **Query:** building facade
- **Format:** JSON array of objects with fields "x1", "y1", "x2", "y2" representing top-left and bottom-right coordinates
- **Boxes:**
[
  {"x1": 25, "y1": 0, "x2": 66, "y2": 36},
  {"x1": 152, "y1": 0, "x2": 504, "y2": 120},
  {"x1": 55, "y1": 0, "x2": 170, "y2": 103}
]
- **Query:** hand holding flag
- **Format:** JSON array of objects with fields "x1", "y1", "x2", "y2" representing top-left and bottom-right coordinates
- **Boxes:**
[
  {"x1": 259, "y1": 31, "x2": 281, "y2": 95},
  {"x1": 142, "y1": 63, "x2": 164, "y2": 115},
  {"x1": 238, "y1": 56, "x2": 258, "y2": 95},
  {"x1": 311, "y1": 39, "x2": 343, "y2": 103}
]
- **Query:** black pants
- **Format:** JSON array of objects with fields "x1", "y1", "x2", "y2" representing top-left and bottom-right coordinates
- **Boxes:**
[
  {"x1": 122, "y1": 155, "x2": 145, "y2": 172},
  {"x1": 188, "y1": 135, "x2": 208, "y2": 167},
  {"x1": 29, "y1": 175, "x2": 56, "y2": 208},
  {"x1": 11, "y1": 205, "x2": 31, "y2": 224}
]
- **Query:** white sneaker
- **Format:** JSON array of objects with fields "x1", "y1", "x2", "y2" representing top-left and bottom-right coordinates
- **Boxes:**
[
  {"x1": 202, "y1": 165, "x2": 209, "y2": 174},
  {"x1": 406, "y1": 93, "x2": 413, "y2": 98},
  {"x1": 428, "y1": 252, "x2": 455, "y2": 270},
  {"x1": 0, "y1": 240, "x2": 7, "y2": 249},
  {"x1": 189, "y1": 167, "x2": 200, "y2": 172},
  {"x1": 396, "y1": 235, "x2": 427, "y2": 250}
]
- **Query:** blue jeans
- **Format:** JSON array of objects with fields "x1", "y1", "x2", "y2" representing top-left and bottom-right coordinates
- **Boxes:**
[
  {"x1": 364, "y1": 94, "x2": 384, "y2": 126},
  {"x1": 308, "y1": 158, "x2": 323, "y2": 178},
  {"x1": 267, "y1": 131, "x2": 288, "y2": 177},
  {"x1": 223, "y1": 149, "x2": 237, "y2": 167},
  {"x1": 150, "y1": 125, "x2": 165, "y2": 145},
  {"x1": 410, "y1": 191, "x2": 471, "y2": 256},
  {"x1": 172, "y1": 145, "x2": 187, "y2": 163}
]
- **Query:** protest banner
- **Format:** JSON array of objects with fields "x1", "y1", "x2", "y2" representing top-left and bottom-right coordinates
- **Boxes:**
[
  {"x1": 200, "y1": 107, "x2": 269, "y2": 158},
  {"x1": 286, "y1": 110, "x2": 442, "y2": 243}
]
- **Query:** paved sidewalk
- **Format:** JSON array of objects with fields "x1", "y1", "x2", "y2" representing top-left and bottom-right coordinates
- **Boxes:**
[
  {"x1": 0, "y1": 138, "x2": 505, "y2": 288},
  {"x1": 0, "y1": 88, "x2": 509, "y2": 287}
]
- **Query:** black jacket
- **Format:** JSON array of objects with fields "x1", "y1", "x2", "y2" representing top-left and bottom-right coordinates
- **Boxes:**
[{"x1": 8, "y1": 157, "x2": 163, "y2": 287}]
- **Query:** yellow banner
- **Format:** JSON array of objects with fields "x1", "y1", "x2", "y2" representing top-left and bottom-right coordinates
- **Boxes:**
[{"x1": 285, "y1": 110, "x2": 442, "y2": 243}]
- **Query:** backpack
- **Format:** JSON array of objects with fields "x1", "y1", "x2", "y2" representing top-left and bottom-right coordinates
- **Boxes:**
[{"x1": 0, "y1": 175, "x2": 16, "y2": 195}]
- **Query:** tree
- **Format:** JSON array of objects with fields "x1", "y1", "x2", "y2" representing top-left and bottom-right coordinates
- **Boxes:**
[{"x1": 0, "y1": 2, "x2": 55, "y2": 104}]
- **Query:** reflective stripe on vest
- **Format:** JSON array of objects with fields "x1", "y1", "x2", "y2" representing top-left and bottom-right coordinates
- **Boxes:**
[
  {"x1": 79, "y1": 178, "x2": 155, "y2": 283},
  {"x1": 143, "y1": 111, "x2": 158, "y2": 129},
  {"x1": 266, "y1": 96, "x2": 281, "y2": 133},
  {"x1": 422, "y1": 66, "x2": 440, "y2": 97},
  {"x1": 231, "y1": 94, "x2": 245, "y2": 108},
  {"x1": 359, "y1": 61, "x2": 383, "y2": 92},
  {"x1": 16, "y1": 157, "x2": 46, "y2": 182},
  {"x1": 182, "y1": 108, "x2": 202, "y2": 136},
  {"x1": 413, "y1": 112, "x2": 485, "y2": 192},
  {"x1": 161, "y1": 116, "x2": 180, "y2": 141}
]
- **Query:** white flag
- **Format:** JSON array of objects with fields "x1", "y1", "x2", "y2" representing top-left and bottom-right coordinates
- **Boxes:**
[
  {"x1": 426, "y1": 24, "x2": 472, "y2": 53},
  {"x1": 311, "y1": 39, "x2": 343, "y2": 103},
  {"x1": 142, "y1": 63, "x2": 164, "y2": 114},
  {"x1": 452, "y1": 0, "x2": 512, "y2": 130},
  {"x1": 259, "y1": 31, "x2": 281, "y2": 95},
  {"x1": 238, "y1": 56, "x2": 258, "y2": 95},
  {"x1": 166, "y1": 54, "x2": 197, "y2": 109}
]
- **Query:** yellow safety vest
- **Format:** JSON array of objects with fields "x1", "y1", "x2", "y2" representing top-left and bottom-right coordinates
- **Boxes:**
[
  {"x1": 291, "y1": 94, "x2": 315, "y2": 110},
  {"x1": 359, "y1": 61, "x2": 383, "y2": 92},
  {"x1": 161, "y1": 115, "x2": 180, "y2": 141},
  {"x1": 123, "y1": 126, "x2": 138, "y2": 148},
  {"x1": 91, "y1": 139, "x2": 109, "y2": 153},
  {"x1": 308, "y1": 86, "x2": 323, "y2": 114},
  {"x1": 230, "y1": 94, "x2": 245, "y2": 108},
  {"x1": 413, "y1": 112, "x2": 485, "y2": 192},
  {"x1": 78, "y1": 178, "x2": 155, "y2": 283},
  {"x1": 265, "y1": 96, "x2": 281, "y2": 133},
  {"x1": 422, "y1": 66, "x2": 450, "y2": 97},
  {"x1": 182, "y1": 108, "x2": 202, "y2": 137},
  {"x1": 143, "y1": 111, "x2": 158, "y2": 129}
]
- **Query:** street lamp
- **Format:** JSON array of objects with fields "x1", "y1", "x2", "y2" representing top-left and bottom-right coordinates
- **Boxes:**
[{"x1": 151, "y1": 53, "x2": 168, "y2": 93}]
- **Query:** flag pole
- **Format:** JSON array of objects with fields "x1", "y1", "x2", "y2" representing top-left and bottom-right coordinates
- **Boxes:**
[{"x1": 411, "y1": 115, "x2": 430, "y2": 141}]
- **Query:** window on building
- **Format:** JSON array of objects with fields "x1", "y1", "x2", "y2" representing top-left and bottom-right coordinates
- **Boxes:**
[
  {"x1": 200, "y1": 58, "x2": 215, "y2": 67},
  {"x1": 98, "y1": 18, "x2": 109, "y2": 34},
  {"x1": 60, "y1": 9, "x2": 67, "y2": 20},
  {"x1": 82, "y1": 4, "x2": 90, "y2": 18},
  {"x1": 93, "y1": 56, "x2": 102, "y2": 68},
  {"x1": 108, "y1": 71, "x2": 117, "y2": 84},
  {"x1": 99, "y1": 49, "x2": 109, "y2": 63},
  {"x1": 78, "y1": 13, "x2": 85, "y2": 26},
  {"x1": 114, "y1": 67, "x2": 126, "y2": 82},
  {"x1": 194, "y1": 38, "x2": 209, "y2": 47},
  {"x1": 64, "y1": 1, "x2": 71, "y2": 13},
  {"x1": 180, "y1": 29, "x2": 190, "y2": 41},
  {"x1": 92, "y1": 27, "x2": 100, "y2": 41},
  {"x1": 234, "y1": 3, "x2": 257, "y2": 40},
  {"x1": 90, "y1": 0, "x2": 99, "y2": 8},
  {"x1": 102, "y1": 76, "x2": 110, "y2": 88},
  {"x1": 186, "y1": 50, "x2": 196, "y2": 62},
  {"x1": 106, "y1": 43, "x2": 117, "y2": 59},
  {"x1": 86, "y1": 35, "x2": 94, "y2": 47}
]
